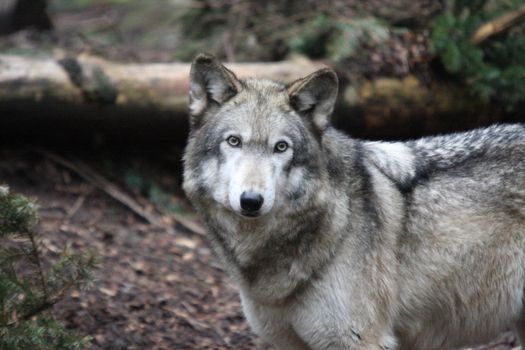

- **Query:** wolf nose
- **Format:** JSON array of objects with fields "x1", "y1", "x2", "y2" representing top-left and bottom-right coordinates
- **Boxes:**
[{"x1": 240, "y1": 191, "x2": 264, "y2": 213}]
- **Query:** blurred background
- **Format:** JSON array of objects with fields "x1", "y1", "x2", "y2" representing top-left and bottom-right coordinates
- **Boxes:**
[{"x1": 0, "y1": 0, "x2": 524, "y2": 349}]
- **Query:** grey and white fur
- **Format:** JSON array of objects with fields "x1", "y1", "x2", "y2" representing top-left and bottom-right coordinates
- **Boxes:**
[{"x1": 182, "y1": 53, "x2": 525, "y2": 350}]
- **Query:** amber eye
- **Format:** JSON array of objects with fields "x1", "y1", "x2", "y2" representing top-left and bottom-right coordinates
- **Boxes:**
[
  {"x1": 274, "y1": 141, "x2": 288, "y2": 153},
  {"x1": 227, "y1": 136, "x2": 242, "y2": 148}
]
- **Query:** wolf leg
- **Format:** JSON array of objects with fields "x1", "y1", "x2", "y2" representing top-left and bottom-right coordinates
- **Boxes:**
[
  {"x1": 268, "y1": 331, "x2": 312, "y2": 350},
  {"x1": 515, "y1": 311, "x2": 525, "y2": 347},
  {"x1": 292, "y1": 301, "x2": 397, "y2": 350},
  {"x1": 240, "y1": 293, "x2": 312, "y2": 349}
]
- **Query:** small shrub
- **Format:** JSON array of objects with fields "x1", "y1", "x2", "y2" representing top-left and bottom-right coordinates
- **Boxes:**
[{"x1": 0, "y1": 186, "x2": 96, "y2": 350}]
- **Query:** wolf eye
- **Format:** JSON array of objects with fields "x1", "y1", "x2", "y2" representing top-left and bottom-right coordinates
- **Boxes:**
[
  {"x1": 274, "y1": 141, "x2": 288, "y2": 153},
  {"x1": 227, "y1": 135, "x2": 242, "y2": 148}
]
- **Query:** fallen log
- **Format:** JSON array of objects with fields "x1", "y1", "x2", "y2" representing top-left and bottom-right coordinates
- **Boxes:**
[
  {"x1": 338, "y1": 75, "x2": 504, "y2": 139},
  {"x1": 0, "y1": 54, "x2": 328, "y2": 113},
  {"x1": 0, "y1": 54, "x2": 509, "y2": 144}
]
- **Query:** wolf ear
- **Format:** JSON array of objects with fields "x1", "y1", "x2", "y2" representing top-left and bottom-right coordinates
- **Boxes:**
[
  {"x1": 287, "y1": 68, "x2": 338, "y2": 131},
  {"x1": 189, "y1": 53, "x2": 242, "y2": 127}
]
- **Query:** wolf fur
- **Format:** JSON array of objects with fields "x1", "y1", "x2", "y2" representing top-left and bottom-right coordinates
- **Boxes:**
[{"x1": 182, "y1": 53, "x2": 525, "y2": 350}]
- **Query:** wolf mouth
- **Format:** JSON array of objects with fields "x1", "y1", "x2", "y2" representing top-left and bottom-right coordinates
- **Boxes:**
[{"x1": 240, "y1": 210, "x2": 262, "y2": 218}]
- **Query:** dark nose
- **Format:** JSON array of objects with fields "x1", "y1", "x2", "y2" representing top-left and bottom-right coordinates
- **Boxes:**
[{"x1": 240, "y1": 191, "x2": 264, "y2": 213}]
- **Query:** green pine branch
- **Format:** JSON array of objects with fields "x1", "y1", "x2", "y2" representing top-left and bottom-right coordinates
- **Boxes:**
[{"x1": 0, "y1": 186, "x2": 96, "y2": 349}]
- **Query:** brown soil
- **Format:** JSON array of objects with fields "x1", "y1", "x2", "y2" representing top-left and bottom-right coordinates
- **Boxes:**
[{"x1": 0, "y1": 150, "x2": 519, "y2": 350}]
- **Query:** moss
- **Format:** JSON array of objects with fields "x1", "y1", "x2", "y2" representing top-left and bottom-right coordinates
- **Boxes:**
[
  {"x1": 58, "y1": 57, "x2": 83, "y2": 87},
  {"x1": 83, "y1": 66, "x2": 118, "y2": 105},
  {"x1": 59, "y1": 57, "x2": 118, "y2": 106}
]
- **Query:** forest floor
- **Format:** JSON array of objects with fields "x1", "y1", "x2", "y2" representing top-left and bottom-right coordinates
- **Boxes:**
[
  {"x1": 0, "y1": 149, "x2": 265, "y2": 350},
  {"x1": 0, "y1": 149, "x2": 520, "y2": 350}
]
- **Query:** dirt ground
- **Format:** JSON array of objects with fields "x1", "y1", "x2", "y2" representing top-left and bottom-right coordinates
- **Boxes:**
[
  {"x1": 0, "y1": 150, "x2": 265, "y2": 350},
  {"x1": 0, "y1": 149, "x2": 520, "y2": 350}
]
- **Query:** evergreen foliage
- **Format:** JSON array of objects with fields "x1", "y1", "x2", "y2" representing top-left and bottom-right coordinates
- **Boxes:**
[
  {"x1": 430, "y1": 0, "x2": 525, "y2": 110},
  {"x1": 0, "y1": 186, "x2": 96, "y2": 350},
  {"x1": 177, "y1": 0, "x2": 525, "y2": 112}
]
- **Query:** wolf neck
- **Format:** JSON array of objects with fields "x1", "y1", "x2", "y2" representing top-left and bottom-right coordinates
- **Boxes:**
[
  {"x1": 205, "y1": 142, "x2": 354, "y2": 305},
  {"x1": 208, "y1": 197, "x2": 344, "y2": 305}
]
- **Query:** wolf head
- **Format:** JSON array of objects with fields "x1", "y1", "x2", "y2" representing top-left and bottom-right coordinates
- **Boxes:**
[{"x1": 183, "y1": 53, "x2": 338, "y2": 219}]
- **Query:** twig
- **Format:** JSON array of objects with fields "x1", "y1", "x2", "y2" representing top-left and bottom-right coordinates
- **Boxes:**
[
  {"x1": 67, "y1": 195, "x2": 87, "y2": 218},
  {"x1": 27, "y1": 230, "x2": 49, "y2": 301},
  {"x1": 66, "y1": 186, "x2": 94, "y2": 218},
  {"x1": 156, "y1": 206, "x2": 206, "y2": 236},
  {"x1": 471, "y1": 4, "x2": 525, "y2": 45},
  {"x1": 4, "y1": 270, "x2": 88, "y2": 329},
  {"x1": 38, "y1": 150, "x2": 206, "y2": 236},
  {"x1": 38, "y1": 150, "x2": 166, "y2": 228},
  {"x1": 4, "y1": 299, "x2": 58, "y2": 328}
]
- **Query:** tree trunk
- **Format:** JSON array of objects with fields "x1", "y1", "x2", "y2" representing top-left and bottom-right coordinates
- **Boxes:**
[
  {"x1": 0, "y1": 0, "x2": 52, "y2": 35},
  {"x1": 0, "y1": 54, "x2": 507, "y2": 145}
]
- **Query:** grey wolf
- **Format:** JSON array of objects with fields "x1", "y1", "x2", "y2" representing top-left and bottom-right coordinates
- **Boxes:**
[{"x1": 182, "y1": 53, "x2": 525, "y2": 350}]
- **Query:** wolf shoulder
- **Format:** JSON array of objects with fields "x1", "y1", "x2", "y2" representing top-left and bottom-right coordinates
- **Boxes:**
[{"x1": 361, "y1": 123, "x2": 525, "y2": 194}]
